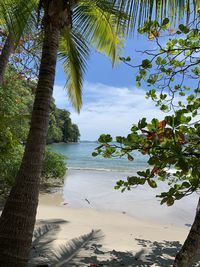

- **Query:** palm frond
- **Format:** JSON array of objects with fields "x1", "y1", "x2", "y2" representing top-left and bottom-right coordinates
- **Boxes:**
[
  {"x1": 0, "y1": 0, "x2": 38, "y2": 41},
  {"x1": 113, "y1": 0, "x2": 200, "y2": 32},
  {"x1": 73, "y1": 0, "x2": 126, "y2": 65},
  {"x1": 48, "y1": 229, "x2": 104, "y2": 266},
  {"x1": 59, "y1": 27, "x2": 90, "y2": 112}
]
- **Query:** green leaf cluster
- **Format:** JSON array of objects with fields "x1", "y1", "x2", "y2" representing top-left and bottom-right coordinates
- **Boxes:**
[{"x1": 95, "y1": 18, "x2": 200, "y2": 205}]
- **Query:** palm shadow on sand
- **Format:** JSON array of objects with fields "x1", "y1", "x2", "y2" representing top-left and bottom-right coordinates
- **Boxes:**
[{"x1": 29, "y1": 219, "x2": 200, "y2": 267}]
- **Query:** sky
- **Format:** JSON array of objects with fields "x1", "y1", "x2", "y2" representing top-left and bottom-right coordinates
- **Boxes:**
[{"x1": 53, "y1": 35, "x2": 165, "y2": 141}]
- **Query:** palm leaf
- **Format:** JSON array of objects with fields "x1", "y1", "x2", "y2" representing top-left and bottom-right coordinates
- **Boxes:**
[
  {"x1": 59, "y1": 27, "x2": 90, "y2": 112},
  {"x1": 0, "y1": 0, "x2": 38, "y2": 41},
  {"x1": 73, "y1": 0, "x2": 126, "y2": 65},
  {"x1": 61, "y1": 0, "x2": 127, "y2": 112},
  {"x1": 48, "y1": 229, "x2": 104, "y2": 266},
  {"x1": 114, "y1": 0, "x2": 200, "y2": 32}
]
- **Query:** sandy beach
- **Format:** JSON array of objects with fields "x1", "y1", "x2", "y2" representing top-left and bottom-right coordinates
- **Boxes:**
[{"x1": 29, "y1": 170, "x2": 200, "y2": 266}]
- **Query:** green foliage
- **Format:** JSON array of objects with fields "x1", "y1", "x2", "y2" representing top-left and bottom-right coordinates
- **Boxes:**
[
  {"x1": 114, "y1": 0, "x2": 200, "y2": 32},
  {"x1": 95, "y1": 18, "x2": 200, "y2": 206},
  {"x1": 58, "y1": 0, "x2": 129, "y2": 111},
  {"x1": 0, "y1": 144, "x2": 24, "y2": 194},
  {"x1": 47, "y1": 101, "x2": 80, "y2": 144},
  {"x1": 0, "y1": 69, "x2": 75, "y2": 195},
  {"x1": 0, "y1": 67, "x2": 34, "y2": 142},
  {"x1": 135, "y1": 19, "x2": 200, "y2": 109},
  {"x1": 0, "y1": 145, "x2": 67, "y2": 194},
  {"x1": 0, "y1": 68, "x2": 34, "y2": 194},
  {"x1": 41, "y1": 149, "x2": 67, "y2": 180}
]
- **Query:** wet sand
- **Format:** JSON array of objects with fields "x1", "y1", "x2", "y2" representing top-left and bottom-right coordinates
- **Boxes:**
[{"x1": 62, "y1": 169, "x2": 198, "y2": 227}]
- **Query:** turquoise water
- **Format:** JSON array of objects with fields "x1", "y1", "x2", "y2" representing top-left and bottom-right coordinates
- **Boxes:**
[{"x1": 49, "y1": 141, "x2": 148, "y2": 171}]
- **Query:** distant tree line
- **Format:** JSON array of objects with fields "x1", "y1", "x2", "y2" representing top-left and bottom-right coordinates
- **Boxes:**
[{"x1": 47, "y1": 101, "x2": 80, "y2": 144}]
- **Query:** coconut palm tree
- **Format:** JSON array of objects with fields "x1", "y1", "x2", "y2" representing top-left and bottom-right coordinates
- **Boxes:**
[
  {"x1": 0, "y1": 0, "x2": 199, "y2": 265},
  {"x1": 1, "y1": 0, "x2": 199, "y2": 85},
  {"x1": 0, "y1": 0, "x2": 128, "y2": 265}
]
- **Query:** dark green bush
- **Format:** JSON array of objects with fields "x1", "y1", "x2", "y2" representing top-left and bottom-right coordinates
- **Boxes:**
[
  {"x1": 0, "y1": 146, "x2": 67, "y2": 196},
  {"x1": 41, "y1": 149, "x2": 67, "y2": 180}
]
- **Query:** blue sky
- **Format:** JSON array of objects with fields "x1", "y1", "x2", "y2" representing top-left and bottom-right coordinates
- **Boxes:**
[{"x1": 53, "y1": 36, "x2": 164, "y2": 140}]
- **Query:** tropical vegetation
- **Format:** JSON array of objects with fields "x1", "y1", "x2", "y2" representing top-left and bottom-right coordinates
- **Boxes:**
[
  {"x1": 0, "y1": 0, "x2": 129, "y2": 264},
  {"x1": 94, "y1": 16, "x2": 200, "y2": 266},
  {"x1": 47, "y1": 100, "x2": 80, "y2": 144},
  {"x1": 0, "y1": 68, "x2": 70, "y2": 195},
  {"x1": 0, "y1": 0, "x2": 200, "y2": 265}
]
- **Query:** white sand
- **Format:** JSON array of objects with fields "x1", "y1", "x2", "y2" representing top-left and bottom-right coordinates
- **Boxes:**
[
  {"x1": 31, "y1": 169, "x2": 200, "y2": 266},
  {"x1": 33, "y1": 192, "x2": 200, "y2": 266},
  {"x1": 38, "y1": 193, "x2": 188, "y2": 248},
  {"x1": 0, "y1": 169, "x2": 191, "y2": 265}
]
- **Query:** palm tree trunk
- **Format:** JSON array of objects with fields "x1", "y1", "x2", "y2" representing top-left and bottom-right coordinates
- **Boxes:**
[
  {"x1": 0, "y1": 22, "x2": 60, "y2": 266},
  {"x1": 173, "y1": 197, "x2": 200, "y2": 267},
  {"x1": 0, "y1": 34, "x2": 14, "y2": 85}
]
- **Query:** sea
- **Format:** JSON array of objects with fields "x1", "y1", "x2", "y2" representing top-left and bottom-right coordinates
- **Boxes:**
[
  {"x1": 49, "y1": 141, "x2": 198, "y2": 226},
  {"x1": 49, "y1": 141, "x2": 148, "y2": 172}
]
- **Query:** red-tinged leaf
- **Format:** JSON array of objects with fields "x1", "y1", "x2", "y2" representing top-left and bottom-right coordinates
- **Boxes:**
[
  {"x1": 158, "y1": 133, "x2": 165, "y2": 142},
  {"x1": 153, "y1": 31, "x2": 160, "y2": 37},
  {"x1": 147, "y1": 132, "x2": 156, "y2": 140},
  {"x1": 128, "y1": 154, "x2": 134, "y2": 161},
  {"x1": 164, "y1": 128, "x2": 173, "y2": 138},
  {"x1": 176, "y1": 132, "x2": 186, "y2": 144},
  {"x1": 143, "y1": 148, "x2": 150, "y2": 154},
  {"x1": 152, "y1": 166, "x2": 161, "y2": 174},
  {"x1": 158, "y1": 120, "x2": 167, "y2": 129},
  {"x1": 168, "y1": 28, "x2": 175, "y2": 34}
]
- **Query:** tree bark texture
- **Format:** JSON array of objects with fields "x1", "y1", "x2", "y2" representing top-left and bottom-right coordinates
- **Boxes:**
[
  {"x1": 0, "y1": 34, "x2": 14, "y2": 85},
  {"x1": 0, "y1": 23, "x2": 60, "y2": 266},
  {"x1": 173, "y1": 197, "x2": 200, "y2": 267}
]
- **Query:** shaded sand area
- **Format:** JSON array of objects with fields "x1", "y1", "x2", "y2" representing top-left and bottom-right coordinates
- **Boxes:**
[{"x1": 30, "y1": 169, "x2": 200, "y2": 266}]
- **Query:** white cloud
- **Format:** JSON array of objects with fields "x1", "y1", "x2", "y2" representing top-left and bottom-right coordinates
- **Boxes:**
[
  {"x1": 53, "y1": 85, "x2": 68, "y2": 107},
  {"x1": 53, "y1": 82, "x2": 165, "y2": 140}
]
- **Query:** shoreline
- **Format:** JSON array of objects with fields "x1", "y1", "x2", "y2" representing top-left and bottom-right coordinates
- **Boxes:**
[
  {"x1": 1, "y1": 167, "x2": 197, "y2": 265},
  {"x1": 1, "y1": 169, "x2": 198, "y2": 265},
  {"x1": 62, "y1": 169, "x2": 198, "y2": 228},
  {"x1": 40, "y1": 168, "x2": 198, "y2": 228},
  {"x1": 39, "y1": 190, "x2": 190, "y2": 231},
  {"x1": 35, "y1": 193, "x2": 197, "y2": 266}
]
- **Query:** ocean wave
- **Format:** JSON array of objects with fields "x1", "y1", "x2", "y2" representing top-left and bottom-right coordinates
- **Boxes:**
[{"x1": 67, "y1": 166, "x2": 136, "y2": 173}]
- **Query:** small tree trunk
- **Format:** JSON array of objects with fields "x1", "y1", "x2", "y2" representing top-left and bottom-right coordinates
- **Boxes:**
[
  {"x1": 173, "y1": 197, "x2": 200, "y2": 267},
  {"x1": 0, "y1": 23, "x2": 60, "y2": 265},
  {"x1": 196, "y1": 197, "x2": 200, "y2": 214},
  {"x1": 0, "y1": 34, "x2": 14, "y2": 85}
]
